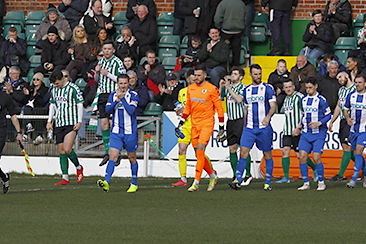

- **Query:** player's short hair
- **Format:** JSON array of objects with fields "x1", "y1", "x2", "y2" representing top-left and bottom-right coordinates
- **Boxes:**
[
  {"x1": 278, "y1": 59, "x2": 286, "y2": 65},
  {"x1": 195, "y1": 64, "x2": 206, "y2": 73},
  {"x1": 250, "y1": 64, "x2": 262, "y2": 73},
  {"x1": 231, "y1": 66, "x2": 244, "y2": 77},
  {"x1": 304, "y1": 77, "x2": 318, "y2": 85},
  {"x1": 50, "y1": 70, "x2": 64, "y2": 83},
  {"x1": 123, "y1": 55, "x2": 134, "y2": 62},
  {"x1": 185, "y1": 68, "x2": 195, "y2": 79},
  {"x1": 312, "y1": 9, "x2": 322, "y2": 17},
  {"x1": 102, "y1": 40, "x2": 115, "y2": 49},
  {"x1": 117, "y1": 74, "x2": 129, "y2": 81},
  {"x1": 355, "y1": 74, "x2": 366, "y2": 82},
  {"x1": 283, "y1": 79, "x2": 294, "y2": 85},
  {"x1": 146, "y1": 49, "x2": 156, "y2": 57},
  {"x1": 327, "y1": 60, "x2": 339, "y2": 68},
  {"x1": 8, "y1": 26, "x2": 18, "y2": 33},
  {"x1": 9, "y1": 66, "x2": 20, "y2": 74},
  {"x1": 191, "y1": 35, "x2": 201, "y2": 43}
]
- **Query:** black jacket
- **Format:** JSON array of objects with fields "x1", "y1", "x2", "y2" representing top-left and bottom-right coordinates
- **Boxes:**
[
  {"x1": 114, "y1": 38, "x2": 138, "y2": 62},
  {"x1": 155, "y1": 83, "x2": 185, "y2": 111},
  {"x1": 137, "y1": 60, "x2": 166, "y2": 86},
  {"x1": 0, "y1": 0, "x2": 5, "y2": 20},
  {"x1": 129, "y1": 81, "x2": 150, "y2": 115},
  {"x1": 268, "y1": 70, "x2": 290, "y2": 93},
  {"x1": 126, "y1": 0, "x2": 157, "y2": 21},
  {"x1": 261, "y1": 0, "x2": 297, "y2": 11},
  {"x1": 318, "y1": 74, "x2": 341, "y2": 113},
  {"x1": 174, "y1": 0, "x2": 185, "y2": 19},
  {"x1": 323, "y1": 0, "x2": 352, "y2": 28},
  {"x1": 83, "y1": 13, "x2": 115, "y2": 40},
  {"x1": 5, "y1": 77, "x2": 29, "y2": 109},
  {"x1": 26, "y1": 83, "x2": 50, "y2": 108},
  {"x1": 58, "y1": 0, "x2": 89, "y2": 30},
  {"x1": 130, "y1": 16, "x2": 157, "y2": 48},
  {"x1": 198, "y1": 39, "x2": 229, "y2": 68},
  {"x1": 0, "y1": 91, "x2": 18, "y2": 128},
  {"x1": 303, "y1": 21, "x2": 334, "y2": 53},
  {"x1": 41, "y1": 39, "x2": 70, "y2": 67},
  {"x1": 0, "y1": 37, "x2": 30, "y2": 76}
]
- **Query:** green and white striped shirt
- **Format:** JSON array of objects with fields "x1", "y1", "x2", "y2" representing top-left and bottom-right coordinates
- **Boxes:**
[
  {"x1": 338, "y1": 84, "x2": 356, "y2": 119},
  {"x1": 50, "y1": 82, "x2": 84, "y2": 127},
  {"x1": 282, "y1": 91, "x2": 303, "y2": 135},
  {"x1": 221, "y1": 82, "x2": 246, "y2": 120},
  {"x1": 98, "y1": 55, "x2": 125, "y2": 93}
]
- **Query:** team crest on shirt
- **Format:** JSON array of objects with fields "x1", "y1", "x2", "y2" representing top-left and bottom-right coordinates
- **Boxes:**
[{"x1": 202, "y1": 89, "x2": 207, "y2": 94}]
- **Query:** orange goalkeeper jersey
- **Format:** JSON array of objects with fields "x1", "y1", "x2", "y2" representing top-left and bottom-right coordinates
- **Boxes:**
[{"x1": 183, "y1": 81, "x2": 224, "y2": 126}]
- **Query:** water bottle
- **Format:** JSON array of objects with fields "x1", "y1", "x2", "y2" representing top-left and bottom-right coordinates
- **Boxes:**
[
  {"x1": 175, "y1": 127, "x2": 185, "y2": 139},
  {"x1": 195, "y1": 7, "x2": 201, "y2": 18},
  {"x1": 47, "y1": 130, "x2": 53, "y2": 141}
]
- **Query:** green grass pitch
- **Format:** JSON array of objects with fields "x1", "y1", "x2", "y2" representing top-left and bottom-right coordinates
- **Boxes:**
[{"x1": 2, "y1": 175, "x2": 366, "y2": 243}]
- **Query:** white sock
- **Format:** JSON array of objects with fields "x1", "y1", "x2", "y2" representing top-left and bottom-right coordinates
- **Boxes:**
[
  {"x1": 318, "y1": 181, "x2": 324, "y2": 184},
  {"x1": 193, "y1": 179, "x2": 200, "y2": 185},
  {"x1": 76, "y1": 165, "x2": 82, "y2": 170},
  {"x1": 181, "y1": 176, "x2": 187, "y2": 182},
  {"x1": 209, "y1": 173, "x2": 216, "y2": 179},
  {"x1": 62, "y1": 174, "x2": 69, "y2": 181}
]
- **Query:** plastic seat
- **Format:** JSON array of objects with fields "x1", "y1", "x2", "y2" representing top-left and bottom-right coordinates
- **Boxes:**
[
  {"x1": 353, "y1": 13, "x2": 365, "y2": 28},
  {"x1": 158, "y1": 35, "x2": 180, "y2": 51},
  {"x1": 29, "y1": 55, "x2": 41, "y2": 68},
  {"x1": 181, "y1": 35, "x2": 189, "y2": 48},
  {"x1": 75, "y1": 78, "x2": 87, "y2": 90},
  {"x1": 143, "y1": 102, "x2": 163, "y2": 116},
  {"x1": 158, "y1": 48, "x2": 178, "y2": 59},
  {"x1": 3, "y1": 11, "x2": 25, "y2": 27},
  {"x1": 334, "y1": 50, "x2": 350, "y2": 66},
  {"x1": 158, "y1": 26, "x2": 173, "y2": 38},
  {"x1": 26, "y1": 25, "x2": 38, "y2": 45},
  {"x1": 161, "y1": 57, "x2": 176, "y2": 71},
  {"x1": 113, "y1": 11, "x2": 128, "y2": 25},
  {"x1": 334, "y1": 37, "x2": 357, "y2": 50},
  {"x1": 26, "y1": 11, "x2": 46, "y2": 25},
  {"x1": 157, "y1": 12, "x2": 174, "y2": 26},
  {"x1": 26, "y1": 46, "x2": 36, "y2": 58},
  {"x1": 250, "y1": 13, "x2": 269, "y2": 43},
  {"x1": 3, "y1": 24, "x2": 23, "y2": 35},
  {"x1": 43, "y1": 77, "x2": 50, "y2": 87}
]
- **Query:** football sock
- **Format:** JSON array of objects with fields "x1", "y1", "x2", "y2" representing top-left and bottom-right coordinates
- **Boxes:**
[
  {"x1": 105, "y1": 160, "x2": 116, "y2": 184},
  {"x1": 282, "y1": 157, "x2": 290, "y2": 179},
  {"x1": 300, "y1": 163, "x2": 309, "y2": 183},
  {"x1": 203, "y1": 155, "x2": 213, "y2": 175},
  {"x1": 352, "y1": 154, "x2": 364, "y2": 182},
  {"x1": 62, "y1": 174, "x2": 69, "y2": 181},
  {"x1": 351, "y1": 152, "x2": 355, "y2": 162},
  {"x1": 235, "y1": 157, "x2": 247, "y2": 183},
  {"x1": 306, "y1": 157, "x2": 316, "y2": 171},
  {"x1": 245, "y1": 155, "x2": 252, "y2": 177},
  {"x1": 316, "y1": 163, "x2": 324, "y2": 182},
  {"x1": 338, "y1": 151, "x2": 352, "y2": 177},
  {"x1": 0, "y1": 167, "x2": 6, "y2": 181},
  {"x1": 265, "y1": 158, "x2": 273, "y2": 185},
  {"x1": 67, "y1": 150, "x2": 80, "y2": 168},
  {"x1": 229, "y1": 152, "x2": 238, "y2": 176},
  {"x1": 178, "y1": 154, "x2": 187, "y2": 180},
  {"x1": 60, "y1": 154, "x2": 69, "y2": 175},
  {"x1": 130, "y1": 162, "x2": 138, "y2": 186},
  {"x1": 101, "y1": 129, "x2": 110, "y2": 155},
  {"x1": 194, "y1": 149, "x2": 205, "y2": 182}
]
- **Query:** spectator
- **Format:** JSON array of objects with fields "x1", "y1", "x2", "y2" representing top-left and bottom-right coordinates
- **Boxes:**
[
  {"x1": 82, "y1": 72, "x2": 98, "y2": 108},
  {"x1": 126, "y1": 0, "x2": 157, "y2": 22},
  {"x1": 130, "y1": 5, "x2": 157, "y2": 60},
  {"x1": 85, "y1": 0, "x2": 113, "y2": 18},
  {"x1": 324, "y1": 0, "x2": 352, "y2": 41},
  {"x1": 347, "y1": 56, "x2": 363, "y2": 82},
  {"x1": 289, "y1": 54, "x2": 316, "y2": 94},
  {"x1": 124, "y1": 55, "x2": 137, "y2": 72},
  {"x1": 2, "y1": 66, "x2": 29, "y2": 113},
  {"x1": 93, "y1": 27, "x2": 109, "y2": 51},
  {"x1": 155, "y1": 72, "x2": 184, "y2": 111},
  {"x1": 173, "y1": 0, "x2": 185, "y2": 37},
  {"x1": 22, "y1": 72, "x2": 50, "y2": 144},
  {"x1": 357, "y1": 19, "x2": 366, "y2": 51},
  {"x1": 34, "y1": 26, "x2": 70, "y2": 74},
  {"x1": 243, "y1": 0, "x2": 255, "y2": 38},
  {"x1": 214, "y1": 0, "x2": 246, "y2": 66},
  {"x1": 261, "y1": 0, "x2": 297, "y2": 56},
  {"x1": 0, "y1": 0, "x2": 4, "y2": 29},
  {"x1": 58, "y1": 0, "x2": 90, "y2": 30},
  {"x1": 318, "y1": 60, "x2": 341, "y2": 113},
  {"x1": 180, "y1": 0, "x2": 221, "y2": 42},
  {"x1": 300, "y1": 10, "x2": 334, "y2": 61},
  {"x1": 127, "y1": 70, "x2": 150, "y2": 115},
  {"x1": 197, "y1": 28, "x2": 229, "y2": 87},
  {"x1": 268, "y1": 59, "x2": 290, "y2": 111},
  {"x1": 318, "y1": 53, "x2": 346, "y2": 77},
  {"x1": 0, "y1": 27, "x2": 29, "y2": 77},
  {"x1": 177, "y1": 35, "x2": 201, "y2": 78},
  {"x1": 66, "y1": 25, "x2": 91, "y2": 81},
  {"x1": 82, "y1": 0, "x2": 115, "y2": 40},
  {"x1": 115, "y1": 26, "x2": 138, "y2": 62},
  {"x1": 36, "y1": 4, "x2": 72, "y2": 44},
  {"x1": 137, "y1": 50, "x2": 165, "y2": 95}
]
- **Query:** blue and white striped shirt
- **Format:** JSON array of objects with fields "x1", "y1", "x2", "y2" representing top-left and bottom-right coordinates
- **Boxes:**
[
  {"x1": 344, "y1": 91, "x2": 366, "y2": 133},
  {"x1": 301, "y1": 93, "x2": 331, "y2": 134}
]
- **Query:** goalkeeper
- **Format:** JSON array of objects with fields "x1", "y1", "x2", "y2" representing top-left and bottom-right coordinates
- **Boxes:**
[{"x1": 176, "y1": 65, "x2": 225, "y2": 192}]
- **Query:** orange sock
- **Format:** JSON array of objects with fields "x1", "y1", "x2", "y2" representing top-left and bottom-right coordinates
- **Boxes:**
[
  {"x1": 203, "y1": 155, "x2": 213, "y2": 175},
  {"x1": 194, "y1": 149, "x2": 205, "y2": 181}
]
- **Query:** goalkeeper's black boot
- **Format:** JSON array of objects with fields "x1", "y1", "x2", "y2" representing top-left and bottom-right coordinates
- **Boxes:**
[
  {"x1": 2, "y1": 173, "x2": 10, "y2": 194},
  {"x1": 228, "y1": 179, "x2": 241, "y2": 190},
  {"x1": 99, "y1": 154, "x2": 109, "y2": 166},
  {"x1": 115, "y1": 155, "x2": 123, "y2": 167}
]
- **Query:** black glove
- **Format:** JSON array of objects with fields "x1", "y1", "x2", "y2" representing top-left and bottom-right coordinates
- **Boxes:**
[
  {"x1": 175, "y1": 127, "x2": 185, "y2": 139},
  {"x1": 216, "y1": 124, "x2": 226, "y2": 142}
]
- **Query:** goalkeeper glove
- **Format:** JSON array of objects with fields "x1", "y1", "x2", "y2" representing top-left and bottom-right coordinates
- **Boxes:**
[
  {"x1": 175, "y1": 119, "x2": 185, "y2": 139},
  {"x1": 216, "y1": 123, "x2": 226, "y2": 142}
]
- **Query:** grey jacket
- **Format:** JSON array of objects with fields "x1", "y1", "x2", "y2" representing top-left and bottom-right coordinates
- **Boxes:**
[{"x1": 35, "y1": 15, "x2": 72, "y2": 42}]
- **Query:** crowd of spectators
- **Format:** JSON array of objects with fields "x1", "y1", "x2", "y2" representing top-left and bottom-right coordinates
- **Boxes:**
[{"x1": 0, "y1": 0, "x2": 365, "y2": 145}]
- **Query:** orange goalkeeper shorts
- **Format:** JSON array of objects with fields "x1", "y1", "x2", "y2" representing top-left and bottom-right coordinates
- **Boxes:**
[{"x1": 191, "y1": 124, "x2": 214, "y2": 148}]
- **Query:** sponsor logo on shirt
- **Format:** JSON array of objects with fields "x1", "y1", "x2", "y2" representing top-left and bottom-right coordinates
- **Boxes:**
[
  {"x1": 247, "y1": 96, "x2": 265, "y2": 102},
  {"x1": 191, "y1": 97, "x2": 206, "y2": 103},
  {"x1": 304, "y1": 107, "x2": 318, "y2": 112}
]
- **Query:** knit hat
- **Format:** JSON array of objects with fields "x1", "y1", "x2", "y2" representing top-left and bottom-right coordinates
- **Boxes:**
[
  {"x1": 47, "y1": 4, "x2": 58, "y2": 15},
  {"x1": 166, "y1": 72, "x2": 178, "y2": 81},
  {"x1": 47, "y1": 25, "x2": 58, "y2": 35}
]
